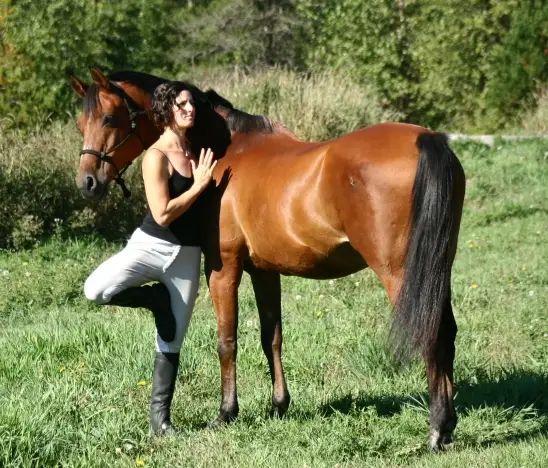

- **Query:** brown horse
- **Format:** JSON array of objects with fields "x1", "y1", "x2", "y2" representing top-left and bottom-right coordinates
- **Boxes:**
[{"x1": 70, "y1": 68, "x2": 465, "y2": 450}]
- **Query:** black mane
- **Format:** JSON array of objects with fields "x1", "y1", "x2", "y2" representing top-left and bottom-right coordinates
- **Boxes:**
[
  {"x1": 204, "y1": 89, "x2": 274, "y2": 134},
  {"x1": 83, "y1": 71, "x2": 168, "y2": 117},
  {"x1": 83, "y1": 83, "x2": 101, "y2": 117},
  {"x1": 109, "y1": 70, "x2": 168, "y2": 93}
]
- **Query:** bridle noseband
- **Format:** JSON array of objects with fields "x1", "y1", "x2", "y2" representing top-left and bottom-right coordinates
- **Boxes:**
[{"x1": 80, "y1": 93, "x2": 147, "y2": 198}]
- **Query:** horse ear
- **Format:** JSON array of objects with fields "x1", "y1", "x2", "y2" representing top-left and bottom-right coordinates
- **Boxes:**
[
  {"x1": 69, "y1": 75, "x2": 88, "y2": 97},
  {"x1": 89, "y1": 66, "x2": 110, "y2": 89}
]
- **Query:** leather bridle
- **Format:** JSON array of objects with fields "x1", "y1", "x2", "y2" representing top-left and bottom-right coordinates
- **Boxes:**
[{"x1": 80, "y1": 91, "x2": 147, "y2": 198}]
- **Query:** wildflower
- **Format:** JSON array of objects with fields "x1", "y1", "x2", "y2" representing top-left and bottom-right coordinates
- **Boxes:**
[{"x1": 137, "y1": 379, "x2": 148, "y2": 386}]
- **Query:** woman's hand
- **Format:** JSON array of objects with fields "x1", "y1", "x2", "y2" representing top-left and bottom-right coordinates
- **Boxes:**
[{"x1": 191, "y1": 148, "x2": 217, "y2": 193}]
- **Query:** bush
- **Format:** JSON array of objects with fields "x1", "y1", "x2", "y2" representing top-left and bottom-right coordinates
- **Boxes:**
[
  {"x1": 296, "y1": 0, "x2": 547, "y2": 131},
  {"x1": 482, "y1": 0, "x2": 548, "y2": 130},
  {"x1": 173, "y1": 0, "x2": 302, "y2": 68},
  {"x1": 297, "y1": 0, "x2": 416, "y2": 120},
  {"x1": 0, "y1": 121, "x2": 146, "y2": 250},
  {"x1": 1, "y1": 0, "x2": 545, "y2": 132}
]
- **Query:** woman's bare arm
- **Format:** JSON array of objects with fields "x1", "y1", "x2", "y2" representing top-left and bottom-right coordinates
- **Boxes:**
[{"x1": 142, "y1": 147, "x2": 216, "y2": 227}]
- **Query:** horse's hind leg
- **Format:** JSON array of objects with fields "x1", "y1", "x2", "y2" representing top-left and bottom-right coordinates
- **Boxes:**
[
  {"x1": 425, "y1": 298, "x2": 457, "y2": 450},
  {"x1": 376, "y1": 265, "x2": 457, "y2": 450},
  {"x1": 249, "y1": 268, "x2": 291, "y2": 417}
]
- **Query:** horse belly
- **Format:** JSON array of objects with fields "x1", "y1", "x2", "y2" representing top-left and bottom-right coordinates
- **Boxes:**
[{"x1": 247, "y1": 235, "x2": 367, "y2": 279}]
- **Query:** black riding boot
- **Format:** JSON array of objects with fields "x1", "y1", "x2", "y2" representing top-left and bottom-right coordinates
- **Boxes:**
[
  {"x1": 108, "y1": 283, "x2": 175, "y2": 342},
  {"x1": 150, "y1": 352, "x2": 179, "y2": 435}
]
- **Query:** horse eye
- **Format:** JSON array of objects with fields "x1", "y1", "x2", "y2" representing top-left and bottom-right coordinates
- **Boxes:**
[{"x1": 102, "y1": 114, "x2": 117, "y2": 128}]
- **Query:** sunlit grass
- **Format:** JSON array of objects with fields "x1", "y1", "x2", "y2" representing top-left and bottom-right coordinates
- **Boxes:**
[{"x1": 0, "y1": 140, "x2": 546, "y2": 465}]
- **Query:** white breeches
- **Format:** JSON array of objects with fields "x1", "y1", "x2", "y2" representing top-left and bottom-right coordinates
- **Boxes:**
[{"x1": 84, "y1": 228, "x2": 201, "y2": 353}]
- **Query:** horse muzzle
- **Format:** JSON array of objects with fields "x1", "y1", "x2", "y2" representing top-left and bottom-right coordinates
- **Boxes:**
[{"x1": 76, "y1": 172, "x2": 108, "y2": 200}]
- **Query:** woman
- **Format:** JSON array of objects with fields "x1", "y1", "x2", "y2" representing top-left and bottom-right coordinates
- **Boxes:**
[{"x1": 84, "y1": 81, "x2": 216, "y2": 435}]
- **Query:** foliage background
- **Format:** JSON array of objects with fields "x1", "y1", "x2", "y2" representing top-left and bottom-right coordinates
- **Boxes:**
[{"x1": 1, "y1": 0, "x2": 546, "y2": 131}]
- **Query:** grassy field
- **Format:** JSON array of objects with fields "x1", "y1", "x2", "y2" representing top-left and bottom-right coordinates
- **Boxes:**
[{"x1": 0, "y1": 139, "x2": 546, "y2": 467}]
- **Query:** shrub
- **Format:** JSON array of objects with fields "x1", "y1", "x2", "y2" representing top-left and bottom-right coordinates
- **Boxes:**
[
  {"x1": 0, "y1": 121, "x2": 145, "y2": 250},
  {"x1": 296, "y1": 0, "x2": 546, "y2": 131},
  {"x1": 173, "y1": 0, "x2": 302, "y2": 68},
  {"x1": 482, "y1": 0, "x2": 548, "y2": 130}
]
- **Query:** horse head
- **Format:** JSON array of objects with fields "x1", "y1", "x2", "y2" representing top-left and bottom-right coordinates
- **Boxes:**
[
  {"x1": 70, "y1": 68, "x2": 232, "y2": 200},
  {"x1": 69, "y1": 67, "x2": 156, "y2": 200}
]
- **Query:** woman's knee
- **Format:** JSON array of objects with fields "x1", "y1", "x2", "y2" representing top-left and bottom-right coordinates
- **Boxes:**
[
  {"x1": 155, "y1": 309, "x2": 192, "y2": 353},
  {"x1": 84, "y1": 276, "x2": 108, "y2": 304}
]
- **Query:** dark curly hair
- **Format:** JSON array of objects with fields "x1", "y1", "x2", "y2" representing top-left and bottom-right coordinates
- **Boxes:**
[{"x1": 151, "y1": 81, "x2": 200, "y2": 129}]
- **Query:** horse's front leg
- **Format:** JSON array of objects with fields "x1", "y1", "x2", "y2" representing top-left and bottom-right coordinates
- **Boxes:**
[
  {"x1": 207, "y1": 260, "x2": 243, "y2": 427},
  {"x1": 249, "y1": 268, "x2": 291, "y2": 417}
]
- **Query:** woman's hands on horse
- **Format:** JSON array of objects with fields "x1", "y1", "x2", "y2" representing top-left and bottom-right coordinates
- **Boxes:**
[{"x1": 191, "y1": 148, "x2": 217, "y2": 192}]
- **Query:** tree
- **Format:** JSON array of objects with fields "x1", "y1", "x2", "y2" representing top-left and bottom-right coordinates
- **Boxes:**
[
  {"x1": 0, "y1": 0, "x2": 179, "y2": 126},
  {"x1": 173, "y1": 0, "x2": 303, "y2": 68}
]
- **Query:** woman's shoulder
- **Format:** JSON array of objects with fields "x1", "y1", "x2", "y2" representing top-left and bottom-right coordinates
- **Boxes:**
[
  {"x1": 145, "y1": 145, "x2": 169, "y2": 158},
  {"x1": 142, "y1": 146, "x2": 171, "y2": 176},
  {"x1": 143, "y1": 146, "x2": 171, "y2": 167}
]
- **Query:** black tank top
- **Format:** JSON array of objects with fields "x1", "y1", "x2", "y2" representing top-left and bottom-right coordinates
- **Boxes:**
[{"x1": 140, "y1": 169, "x2": 202, "y2": 246}]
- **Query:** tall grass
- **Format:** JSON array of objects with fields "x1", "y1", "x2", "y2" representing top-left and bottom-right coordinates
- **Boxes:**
[
  {"x1": 517, "y1": 86, "x2": 548, "y2": 135},
  {"x1": 0, "y1": 138, "x2": 546, "y2": 466},
  {"x1": 192, "y1": 67, "x2": 401, "y2": 141}
]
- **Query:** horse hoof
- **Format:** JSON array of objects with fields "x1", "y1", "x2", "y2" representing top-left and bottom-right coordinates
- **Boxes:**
[
  {"x1": 269, "y1": 405, "x2": 288, "y2": 419},
  {"x1": 429, "y1": 430, "x2": 454, "y2": 451},
  {"x1": 205, "y1": 417, "x2": 227, "y2": 430},
  {"x1": 205, "y1": 411, "x2": 238, "y2": 430}
]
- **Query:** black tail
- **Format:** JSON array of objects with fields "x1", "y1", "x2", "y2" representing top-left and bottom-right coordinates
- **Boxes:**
[{"x1": 390, "y1": 132, "x2": 465, "y2": 362}]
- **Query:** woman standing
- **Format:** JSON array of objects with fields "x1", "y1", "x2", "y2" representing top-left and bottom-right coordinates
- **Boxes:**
[{"x1": 84, "y1": 81, "x2": 216, "y2": 434}]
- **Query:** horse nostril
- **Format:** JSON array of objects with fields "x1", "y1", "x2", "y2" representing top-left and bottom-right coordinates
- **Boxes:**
[{"x1": 86, "y1": 175, "x2": 96, "y2": 192}]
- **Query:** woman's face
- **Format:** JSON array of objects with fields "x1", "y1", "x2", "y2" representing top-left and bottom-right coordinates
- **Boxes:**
[{"x1": 172, "y1": 90, "x2": 195, "y2": 129}]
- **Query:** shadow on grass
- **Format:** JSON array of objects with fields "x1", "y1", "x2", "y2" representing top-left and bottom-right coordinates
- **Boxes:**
[
  {"x1": 315, "y1": 369, "x2": 547, "y2": 418},
  {"x1": 318, "y1": 392, "x2": 405, "y2": 418},
  {"x1": 189, "y1": 369, "x2": 547, "y2": 450},
  {"x1": 298, "y1": 369, "x2": 548, "y2": 450},
  {"x1": 455, "y1": 369, "x2": 547, "y2": 414}
]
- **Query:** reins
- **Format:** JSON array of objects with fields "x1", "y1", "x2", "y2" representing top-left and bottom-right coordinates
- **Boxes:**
[{"x1": 80, "y1": 93, "x2": 147, "y2": 198}]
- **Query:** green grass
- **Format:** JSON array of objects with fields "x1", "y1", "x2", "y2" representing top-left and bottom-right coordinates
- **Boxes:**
[{"x1": 0, "y1": 139, "x2": 547, "y2": 466}]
